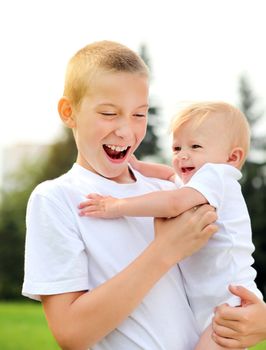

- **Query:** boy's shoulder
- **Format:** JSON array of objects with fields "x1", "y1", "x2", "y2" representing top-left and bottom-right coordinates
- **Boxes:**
[
  {"x1": 29, "y1": 171, "x2": 72, "y2": 205},
  {"x1": 33, "y1": 169, "x2": 71, "y2": 193}
]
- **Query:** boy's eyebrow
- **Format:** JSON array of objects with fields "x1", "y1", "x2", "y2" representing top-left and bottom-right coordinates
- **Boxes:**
[{"x1": 97, "y1": 103, "x2": 149, "y2": 108}]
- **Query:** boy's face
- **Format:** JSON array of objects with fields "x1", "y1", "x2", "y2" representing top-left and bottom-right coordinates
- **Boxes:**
[
  {"x1": 70, "y1": 72, "x2": 149, "y2": 183},
  {"x1": 172, "y1": 115, "x2": 232, "y2": 183}
]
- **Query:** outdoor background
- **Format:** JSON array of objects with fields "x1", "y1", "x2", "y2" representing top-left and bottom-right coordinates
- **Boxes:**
[{"x1": 0, "y1": 0, "x2": 265, "y2": 349}]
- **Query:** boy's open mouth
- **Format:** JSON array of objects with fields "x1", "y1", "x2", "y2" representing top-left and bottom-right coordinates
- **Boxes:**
[
  {"x1": 181, "y1": 167, "x2": 195, "y2": 173},
  {"x1": 103, "y1": 144, "x2": 130, "y2": 160}
]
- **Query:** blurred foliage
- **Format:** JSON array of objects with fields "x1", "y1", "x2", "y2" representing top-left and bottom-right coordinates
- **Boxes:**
[
  {"x1": 135, "y1": 44, "x2": 163, "y2": 161},
  {"x1": 0, "y1": 127, "x2": 76, "y2": 299},
  {"x1": 239, "y1": 75, "x2": 266, "y2": 297}
]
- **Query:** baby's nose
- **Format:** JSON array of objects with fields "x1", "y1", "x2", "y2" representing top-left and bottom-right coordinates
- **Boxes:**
[{"x1": 177, "y1": 150, "x2": 189, "y2": 160}]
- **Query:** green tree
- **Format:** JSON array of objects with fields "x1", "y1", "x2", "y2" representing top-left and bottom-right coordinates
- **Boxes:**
[
  {"x1": 0, "y1": 127, "x2": 77, "y2": 299},
  {"x1": 239, "y1": 75, "x2": 266, "y2": 298}
]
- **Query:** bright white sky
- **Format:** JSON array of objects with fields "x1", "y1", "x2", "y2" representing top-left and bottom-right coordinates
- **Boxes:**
[{"x1": 1, "y1": 0, "x2": 266, "y2": 149}]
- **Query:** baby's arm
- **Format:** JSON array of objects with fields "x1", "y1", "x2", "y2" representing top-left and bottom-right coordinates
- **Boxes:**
[
  {"x1": 78, "y1": 187, "x2": 207, "y2": 219},
  {"x1": 129, "y1": 155, "x2": 176, "y2": 182}
]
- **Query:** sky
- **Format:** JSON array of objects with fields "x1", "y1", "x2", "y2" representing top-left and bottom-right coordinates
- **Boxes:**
[{"x1": 1, "y1": 0, "x2": 266, "y2": 151}]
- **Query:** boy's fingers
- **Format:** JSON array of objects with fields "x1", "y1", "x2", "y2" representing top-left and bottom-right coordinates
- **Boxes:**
[
  {"x1": 211, "y1": 332, "x2": 242, "y2": 349},
  {"x1": 228, "y1": 285, "x2": 260, "y2": 306},
  {"x1": 194, "y1": 205, "x2": 218, "y2": 231}
]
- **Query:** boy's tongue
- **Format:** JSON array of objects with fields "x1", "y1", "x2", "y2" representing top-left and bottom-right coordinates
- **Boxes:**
[{"x1": 103, "y1": 145, "x2": 127, "y2": 160}]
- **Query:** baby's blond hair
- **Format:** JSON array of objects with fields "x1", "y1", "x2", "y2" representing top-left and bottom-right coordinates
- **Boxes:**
[
  {"x1": 64, "y1": 40, "x2": 149, "y2": 108},
  {"x1": 170, "y1": 101, "x2": 250, "y2": 168}
]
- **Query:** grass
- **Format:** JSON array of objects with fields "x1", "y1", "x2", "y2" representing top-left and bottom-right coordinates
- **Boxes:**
[
  {"x1": 0, "y1": 301, "x2": 60, "y2": 350},
  {"x1": 0, "y1": 302, "x2": 266, "y2": 350},
  {"x1": 250, "y1": 341, "x2": 266, "y2": 350}
]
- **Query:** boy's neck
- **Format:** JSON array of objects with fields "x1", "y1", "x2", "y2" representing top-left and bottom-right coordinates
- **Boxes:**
[{"x1": 108, "y1": 167, "x2": 136, "y2": 184}]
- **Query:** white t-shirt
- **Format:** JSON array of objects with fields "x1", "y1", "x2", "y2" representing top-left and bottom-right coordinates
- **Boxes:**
[
  {"x1": 22, "y1": 163, "x2": 200, "y2": 350},
  {"x1": 180, "y1": 163, "x2": 263, "y2": 332}
]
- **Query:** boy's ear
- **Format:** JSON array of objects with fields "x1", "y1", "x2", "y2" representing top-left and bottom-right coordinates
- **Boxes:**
[
  {"x1": 227, "y1": 147, "x2": 244, "y2": 168},
  {"x1": 58, "y1": 97, "x2": 76, "y2": 128}
]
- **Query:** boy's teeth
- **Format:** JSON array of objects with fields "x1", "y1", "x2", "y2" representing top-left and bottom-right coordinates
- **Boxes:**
[{"x1": 106, "y1": 145, "x2": 128, "y2": 152}]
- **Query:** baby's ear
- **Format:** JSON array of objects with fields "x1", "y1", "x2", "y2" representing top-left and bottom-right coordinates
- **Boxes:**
[
  {"x1": 227, "y1": 147, "x2": 244, "y2": 168},
  {"x1": 58, "y1": 97, "x2": 76, "y2": 128}
]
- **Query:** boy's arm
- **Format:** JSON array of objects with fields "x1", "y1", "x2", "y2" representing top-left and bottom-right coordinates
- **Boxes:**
[
  {"x1": 129, "y1": 155, "x2": 176, "y2": 182},
  {"x1": 42, "y1": 205, "x2": 218, "y2": 350},
  {"x1": 79, "y1": 187, "x2": 208, "y2": 218}
]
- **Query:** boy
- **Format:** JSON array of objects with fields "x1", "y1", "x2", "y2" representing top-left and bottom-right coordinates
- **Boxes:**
[
  {"x1": 22, "y1": 41, "x2": 218, "y2": 350},
  {"x1": 79, "y1": 101, "x2": 263, "y2": 349}
]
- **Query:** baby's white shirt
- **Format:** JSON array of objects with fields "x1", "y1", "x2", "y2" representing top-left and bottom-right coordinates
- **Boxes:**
[{"x1": 180, "y1": 163, "x2": 263, "y2": 332}]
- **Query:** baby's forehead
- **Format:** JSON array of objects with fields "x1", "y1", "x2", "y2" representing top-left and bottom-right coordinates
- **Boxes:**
[
  {"x1": 172, "y1": 115, "x2": 230, "y2": 143},
  {"x1": 176, "y1": 112, "x2": 227, "y2": 133}
]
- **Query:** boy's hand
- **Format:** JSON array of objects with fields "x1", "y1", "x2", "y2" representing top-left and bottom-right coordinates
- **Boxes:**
[
  {"x1": 78, "y1": 193, "x2": 122, "y2": 218},
  {"x1": 154, "y1": 204, "x2": 218, "y2": 266},
  {"x1": 212, "y1": 285, "x2": 266, "y2": 348}
]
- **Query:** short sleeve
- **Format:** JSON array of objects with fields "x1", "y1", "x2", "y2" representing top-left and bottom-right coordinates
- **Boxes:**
[
  {"x1": 22, "y1": 187, "x2": 89, "y2": 301},
  {"x1": 182, "y1": 163, "x2": 241, "y2": 210}
]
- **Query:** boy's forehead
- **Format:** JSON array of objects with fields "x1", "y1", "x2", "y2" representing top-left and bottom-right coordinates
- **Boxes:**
[
  {"x1": 87, "y1": 70, "x2": 148, "y2": 90},
  {"x1": 80, "y1": 72, "x2": 149, "y2": 109}
]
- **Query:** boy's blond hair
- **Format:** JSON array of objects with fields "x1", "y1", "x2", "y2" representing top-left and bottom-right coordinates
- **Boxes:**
[
  {"x1": 170, "y1": 101, "x2": 250, "y2": 168},
  {"x1": 63, "y1": 40, "x2": 149, "y2": 108}
]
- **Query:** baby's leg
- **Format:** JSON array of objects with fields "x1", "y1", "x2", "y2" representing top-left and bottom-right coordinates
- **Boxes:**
[{"x1": 195, "y1": 324, "x2": 245, "y2": 350}]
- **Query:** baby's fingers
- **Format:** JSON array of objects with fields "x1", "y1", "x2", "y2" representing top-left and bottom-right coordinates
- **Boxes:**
[
  {"x1": 79, "y1": 205, "x2": 102, "y2": 217},
  {"x1": 78, "y1": 193, "x2": 103, "y2": 209},
  {"x1": 86, "y1": 193, "x2": 104, "y2": 199}
]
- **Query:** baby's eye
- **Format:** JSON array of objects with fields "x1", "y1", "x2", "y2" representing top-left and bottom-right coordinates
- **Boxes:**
[
  {"x1": 173, "y1": 146, "x2": 181, "y2": 152},
  {"x1": 192, "y1": 144, "x2": 202, "y2": 149}
]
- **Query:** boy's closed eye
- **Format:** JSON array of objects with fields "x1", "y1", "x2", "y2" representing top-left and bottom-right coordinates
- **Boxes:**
[
  {"x1": 99, "y1": 112, "x2": 117, "y2": 116},
  {"x1": 133, "y1": 113, "x2": 146, "y2": 117}
]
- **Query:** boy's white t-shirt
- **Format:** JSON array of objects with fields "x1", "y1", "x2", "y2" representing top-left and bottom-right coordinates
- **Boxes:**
[
  {"x1": 22, "y1": 163, "x2": 200, "y2": 350},
  {"x1": 180, "y1": 162, "x2": 263, "y2": 332}
]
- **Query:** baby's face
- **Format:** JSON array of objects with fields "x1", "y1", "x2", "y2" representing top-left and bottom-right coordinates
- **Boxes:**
[{"x1": 172, "y1": 115, "x2": 232, "y2": 183}]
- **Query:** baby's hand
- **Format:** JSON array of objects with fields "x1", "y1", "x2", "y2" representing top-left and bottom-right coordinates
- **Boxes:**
[
  {"x1": 129, "y1": 154, "x2": 141, "y2": 171},
  {"x1": 78, "y1": 193, "x2": 121, "y2": 218}
]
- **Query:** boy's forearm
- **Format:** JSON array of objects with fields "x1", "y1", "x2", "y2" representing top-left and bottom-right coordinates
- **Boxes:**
[{"x1": 42, "y1": 241, "x2": 173, "y2": 350}]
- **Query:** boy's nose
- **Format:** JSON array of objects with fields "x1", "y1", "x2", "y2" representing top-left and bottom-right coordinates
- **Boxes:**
[{"x1": 114, "y1": 122, "x2": 134, "y2": 141}]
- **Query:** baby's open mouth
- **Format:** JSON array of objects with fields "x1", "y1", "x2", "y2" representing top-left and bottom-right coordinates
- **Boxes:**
[
  {"x1": 181, "y1": 167, "x2": 195, "y2": 173},
  {"x1": 103, "y1": 144, "x2": 130, "y2": 160}
]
